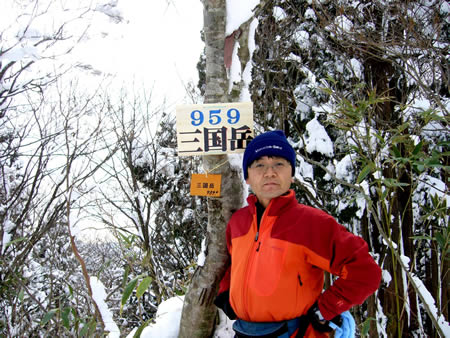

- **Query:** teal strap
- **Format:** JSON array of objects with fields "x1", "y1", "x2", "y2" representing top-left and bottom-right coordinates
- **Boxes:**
[
  {"x1": 232, "y1": 316, "x2": 308, "y2": 337},
  {"x1": 233, "y1": 319, "x2": 285, "y2": 336}
]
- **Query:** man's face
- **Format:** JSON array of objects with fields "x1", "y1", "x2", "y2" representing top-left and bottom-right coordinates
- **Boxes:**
[{"x1": 246, "y1": 156, "x2": 293, "y2": 208}]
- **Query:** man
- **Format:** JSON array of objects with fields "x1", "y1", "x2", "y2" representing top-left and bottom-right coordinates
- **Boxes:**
[{"x1": 214, "y1": 130, "x2": 381, "y2": 337}]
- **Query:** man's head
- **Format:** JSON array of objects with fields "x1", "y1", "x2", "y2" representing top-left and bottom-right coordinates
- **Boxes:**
[
  {"x1": 243, "y1": 130, "x2": 296, "y2": 180},
  {"x1": 243, "y1": 131, "x2": 296, "y2": 207}
]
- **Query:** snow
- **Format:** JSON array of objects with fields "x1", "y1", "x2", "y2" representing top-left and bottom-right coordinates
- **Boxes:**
[
  {"x1": 1, "y1": 219, "x2": 14, "y2": 254},
  {"x1": 69, "y1": 214, "x2": 82, "y2": 238},
  {"x1": 227, "y1": 0, "x2": 260, "y2": 95},
  {"x1": 182, "y1": 208, "x2": 194, "y2": 222},
  {"x1": 91, "y1": 277, "x2": 121, "y2": 338},
  {"x1": 349, "y1": 58, "x2": 363, "y2": 79},
  {"x1": 239, "y1": 18, "x2": 259, "y2": 102},
  {"x1": 376, "y1": 300, "x2": 388, "y2": 337},
  {"x1": 412, "y1": 275, "x2": 450, "y2": 337},
  {"x1": 335, "y1": 154, "x2": 355, "y2": 183},
  {"x1": 228, "y1": 153, "x2": 244, "y2": 171},
  {"x1": 295, "y1": 157, "x2": 317, "y2": 199},
  {"x1": 305, "y1": 118, "x2": 334, "y2": 157},
  {"x1": 294, "y1": 30, "x2": 311, "y2": 49},
  {"x1": 130, "y1": 296, "x2": 184, "y2": 338},
  {"x1": 228, "y1": 39, "x2": 242, "y2": 91},
  {"x1": 125, "y1": 296, "x2": 234, "y2": 338},
  {"x1": 214, "y1": 310, "x2": 236, "y2": 337},
  {"x1": 398, "y1": 250, "x2": 450, "y2": 337},
  {"x1": 197, "y1": 237, "x2": 207, "y2": 267},
  {"x1": 382, "y1": 269, "x2": 392, "y2": 286},
  {"x1": 305, "y1": 8, "x2": 317, "y2": 21},
  {"x1": 441, "y1": 1, "x2": 450, "y2": 16},
  {"x1": 226, "y1": 0, "x2": 260, "y2": 35},
  {"x1": 327, "y1": 15, "x2": 353, "y2": 37},
  {"x1": 418, "y1": 175, "x2": 450, "y2": 205},
  {"x1": 78, "y1": 0, "x2": 203, "y2": 103},
  {"x1": 355, "y1": 181, "x2": 369, "y2": 218},
  {"x1": 228, "y1": 152, "x2": 250, "y2": 205},
  {"x1": 273, "y1": 6, "x2": 287, "y2": 21},
  {"x1": 0, "y1": 45, "x2": 39, "y2": 62}
]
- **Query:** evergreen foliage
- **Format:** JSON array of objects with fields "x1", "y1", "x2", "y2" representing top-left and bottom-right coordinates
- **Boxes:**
[{"x1": 250, "y1": 0, "x2": 448, "y2": 336}]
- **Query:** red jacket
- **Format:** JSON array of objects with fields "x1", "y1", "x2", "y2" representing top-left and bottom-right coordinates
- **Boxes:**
[{"x1": 217, "y1": 190, "x2": 381, "y2": 331}]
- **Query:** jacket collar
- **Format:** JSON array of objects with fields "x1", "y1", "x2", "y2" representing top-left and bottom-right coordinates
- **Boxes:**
[{"x1": 247, "y1": 189, "x2": 296, "y2": 216}]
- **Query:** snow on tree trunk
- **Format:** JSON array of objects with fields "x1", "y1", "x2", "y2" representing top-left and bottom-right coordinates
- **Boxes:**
[{"x1": 178, "y1": 0, "x2": 245, "y2": 337}]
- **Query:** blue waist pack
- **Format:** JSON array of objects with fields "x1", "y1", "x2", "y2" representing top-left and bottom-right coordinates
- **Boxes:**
[{"x1": 233, "y1": 317, "x2": 306, "y2": 337}]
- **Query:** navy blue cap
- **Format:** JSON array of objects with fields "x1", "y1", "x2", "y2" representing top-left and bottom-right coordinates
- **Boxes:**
[{"x1": 243, "y1": 130, "x2": 296, "y2": 179}]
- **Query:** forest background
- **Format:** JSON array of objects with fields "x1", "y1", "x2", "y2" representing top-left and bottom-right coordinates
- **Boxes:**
[{"x1": 0, "y1": 0, "x2": 448, "y2": 337}]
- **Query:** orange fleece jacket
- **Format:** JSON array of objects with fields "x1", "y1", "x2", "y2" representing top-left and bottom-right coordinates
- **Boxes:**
[{"x1": 217, "y1": 190, "x2": 381, "y2": 325}]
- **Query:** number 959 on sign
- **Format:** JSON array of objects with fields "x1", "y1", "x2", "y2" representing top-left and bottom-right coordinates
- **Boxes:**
[{"x1": 190, "y1": 108, "x2": 240, "y2": 126}]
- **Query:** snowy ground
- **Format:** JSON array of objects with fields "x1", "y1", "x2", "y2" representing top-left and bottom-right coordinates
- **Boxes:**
[{"x1": 125, "y1": 296, "x2": 234, "y2": 338}]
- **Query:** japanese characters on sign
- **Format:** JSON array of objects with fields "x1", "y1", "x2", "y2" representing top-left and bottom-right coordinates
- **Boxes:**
[
  {"x1": 190, "y1": 174, "x2": 221, "y2": 197},
  {"x1": 176, "y1": 102, "x2": 253, "y2": 156}
]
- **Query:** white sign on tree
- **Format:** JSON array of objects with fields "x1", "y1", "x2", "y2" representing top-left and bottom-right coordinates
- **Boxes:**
[{"x1": 176, "y1": 102, "x2": 253, "y2": 156}]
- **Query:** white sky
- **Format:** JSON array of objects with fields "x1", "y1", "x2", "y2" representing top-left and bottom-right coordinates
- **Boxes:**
[
  {"x1": 0, "y1": 0, "x2": 204, "y2": 107},
  {"x1": 77, "y1": 0, "x2": 204, "y2": 105}
]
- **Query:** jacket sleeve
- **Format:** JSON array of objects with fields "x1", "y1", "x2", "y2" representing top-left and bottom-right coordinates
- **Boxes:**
[
  {"x1": 214, "y1": 269, "x2": 236, "y2": 319},
  {"x1": 213, "y1": 222, "x2": 237, "y2": 319},
  {"x1": 313, "y1": 216, "x2": 382, "y2": 320}
]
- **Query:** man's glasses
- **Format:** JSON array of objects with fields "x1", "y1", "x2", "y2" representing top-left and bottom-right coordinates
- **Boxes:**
[{"x1": 249, "y1": 160, "x2": 290, "y2": 174}]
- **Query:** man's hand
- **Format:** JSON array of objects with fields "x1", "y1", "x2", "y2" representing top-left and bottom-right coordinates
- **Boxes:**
[
  {"x1": 214, "y1": 290, "x2": 237, "y2": 320},
  {"x1": 307, "y1": 302, "x2": 343, "y2": 333},
  {"x1": 328, "y1": 311, "x2": 356, "y2": 338}
]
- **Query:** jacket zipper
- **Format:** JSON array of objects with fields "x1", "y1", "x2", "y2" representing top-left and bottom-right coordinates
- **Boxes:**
[
  {"x1": 255, "y1": 230, "x2": 261, "y2": 251},
  {"x1": 242, "y1": 231, "x2": 260, "y2": 319},
  {"x1": 242, "y1": 208, "x2": 267, "y2": 319}
]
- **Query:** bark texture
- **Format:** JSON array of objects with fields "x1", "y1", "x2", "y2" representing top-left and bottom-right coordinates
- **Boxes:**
[{"x1": 178, "y1": 1, "x2": 245, "y2": 336}]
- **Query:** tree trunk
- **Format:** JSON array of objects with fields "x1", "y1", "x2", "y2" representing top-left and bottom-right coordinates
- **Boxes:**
[{"x1": 178, "y1": 0, "x2": 245, "y2": 336}]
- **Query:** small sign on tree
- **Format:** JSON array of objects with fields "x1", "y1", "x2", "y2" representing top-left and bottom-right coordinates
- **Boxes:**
[{"x1": 190, "y1": 173, "x2": 221, "y2": 197}]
